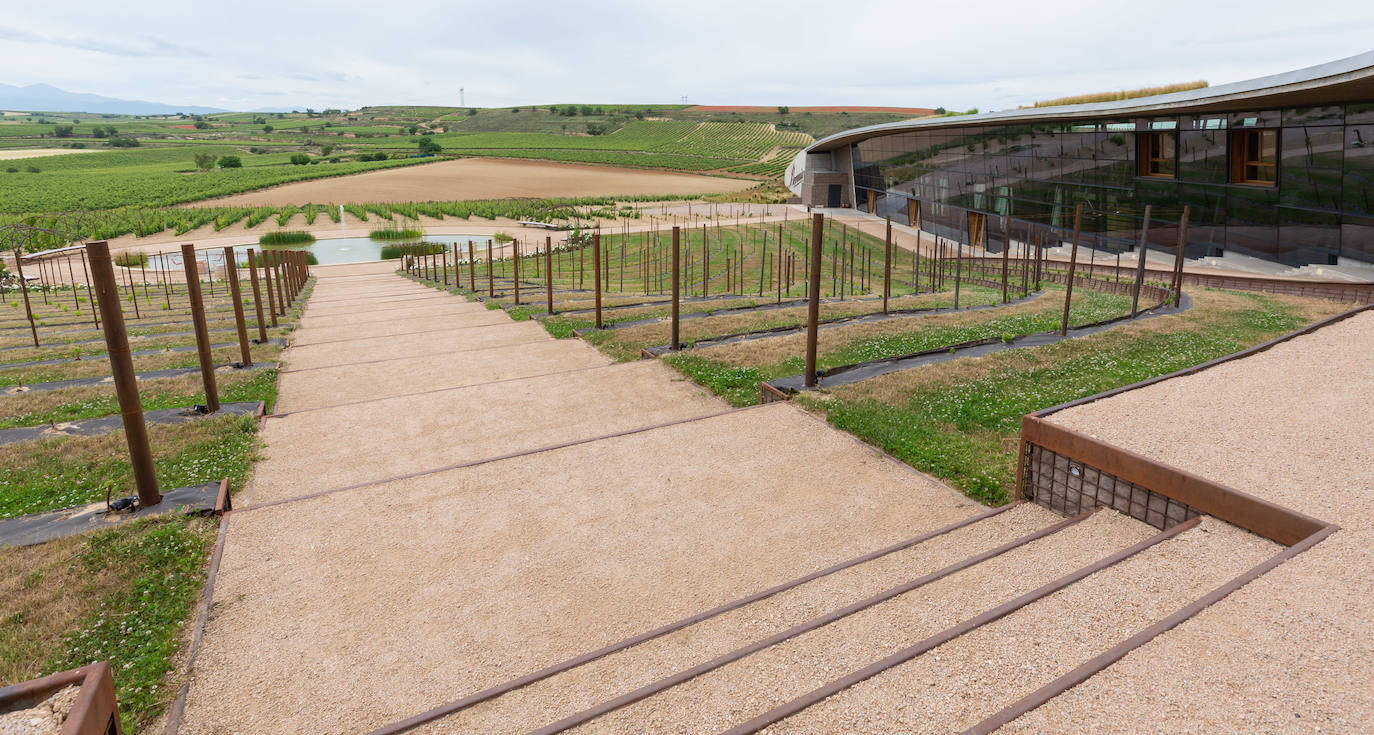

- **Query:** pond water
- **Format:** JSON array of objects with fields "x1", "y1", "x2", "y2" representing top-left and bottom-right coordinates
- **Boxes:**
[{"x1": 147, "y1": 235, "x2": 494, "y2": 269}]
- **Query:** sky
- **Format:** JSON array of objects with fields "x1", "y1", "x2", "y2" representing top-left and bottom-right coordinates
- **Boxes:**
[{"x1": 2, "y1": 0, "x2": 1373, "y2": 112}]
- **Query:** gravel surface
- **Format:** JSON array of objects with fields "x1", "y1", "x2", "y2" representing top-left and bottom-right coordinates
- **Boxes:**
[
  {"x1": 0, "y1": 685, "x2": 78, "y2": 735},
  {"x1": 1017, "y1": 310, "x2": 1374, "y2": 733},
  {"x1": 251, "y1": 359, "x2": 725, "y2": 502},
  {"x1": 289, "y1": 310, "x2": 514, "y2": 345},
  {"x1": 564, "y1": 511, "x2": 1156, "y2": 735},
  {"x1": 766, "y1": 518, "x2": 1275, "y2": 734},
  {"x1": 275, "y1": 339, "x2": 604, "y2": 413},
  {"x1": 281, "y1": 321, "x2": 551, "y2": 371},
  {"x1": 179, "y1": 404, "x2": 981, "y2": 734},
  {"x1": 415, "y1": 504, "x2": 1061, "y2": 734}
]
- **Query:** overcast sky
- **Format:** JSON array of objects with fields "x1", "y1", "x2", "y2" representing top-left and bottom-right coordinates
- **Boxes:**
[{"x1": 3, "y1": 0, "x2": 1373, "y2": 112}]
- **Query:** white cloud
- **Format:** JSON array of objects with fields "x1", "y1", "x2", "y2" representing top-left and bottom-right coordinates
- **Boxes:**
[{"x1": 0, "y1": 0, "x2": 1370, "y2": 111}]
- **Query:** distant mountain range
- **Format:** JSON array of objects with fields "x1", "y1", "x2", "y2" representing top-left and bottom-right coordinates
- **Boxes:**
[{"x1": 0, "y1": 83, "x2": 230, "y2": 115}]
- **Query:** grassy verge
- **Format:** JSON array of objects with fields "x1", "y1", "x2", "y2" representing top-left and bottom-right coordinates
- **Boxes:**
[
  {"x1": 0, "y1": 515, "x2": 216, "y2": 733},
  {"x1": 0, "y1": 368, "x2": 278, "y2": 430},
  {"x1": 797, "y1": 290, "x2": 1347, "y2": 504},
  {"x1": 664, "y1": 287, "x2": 1126, "y2": 406},
  {"x1": 0, "y1": 414, "x2": 259, "y2": 519}
]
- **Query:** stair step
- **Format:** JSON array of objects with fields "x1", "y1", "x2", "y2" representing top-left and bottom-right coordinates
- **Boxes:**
[
  {"x1": 403, "y1": 503, "x2": 1066, "y2": 733},
  {"x1": 731, "y1": 517, "x2": 1276, "y2": 735},
  {"x1": 560, "y1": 510, "x2": 1155, "y2": 734}
]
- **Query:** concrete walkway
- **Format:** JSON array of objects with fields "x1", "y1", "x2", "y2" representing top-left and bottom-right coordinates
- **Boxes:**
[{"x1": 176, "y1": 261, "x2": 988, "y2": 733}]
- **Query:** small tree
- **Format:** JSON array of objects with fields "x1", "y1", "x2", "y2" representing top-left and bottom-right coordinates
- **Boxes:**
[
  {"x1": 194, "y1": 120, "x2": 210, "y2": 129},
  {"x1": 194, "y1": 152, "x2": 218, "y2": 171},
  {"x1": 218, "y1": 155, "x2": 242, "y2": 168},
  {"x1": 290, "y1": 153, "x2": 311, "y2": 165},
  {"x1": 53, "y1": 125, "x2": 74, "y2": 137},
  {"x1": 93, "y1": 127, "x2": 108, "y2": 138},
  {"x1": 418, "y1": 138, "x2": 442, "y2": 154},
  {"x1": 468, "y1": 108, "x2": 478, "y2": 116},
  {"x1": 777, "y1": 106, "x2": 790, "y2": 115},
  {"x1": 263, "y1": 124, "x2": 274, "y2": 133}
]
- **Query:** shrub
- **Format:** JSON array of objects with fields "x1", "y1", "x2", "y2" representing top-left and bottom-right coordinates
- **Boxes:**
[
  {"x1": 289, "y1": 153, "x2": 310, "y2": 165},
  {"x1": 370, "y1": 224, "x2": 424, "y2": 241},
  {"x1": 5, "y1": 167, "x2": 16, "y2": 173},
  {"x1": 492, "y1": 232, "x2": 514, "y2": 243},
  {"x1": 218, "y1": 155, "x2": 242, "y2": 168},
  {"x1": 259, "y1": 231, "x2": 316, "y2": 245},
  {"x1": 107, "y1": 136, "x2": 140, "y2": 147},
  {"x1": 380, "y1": 242, "x2": 444, "y2": 260},
  {"x1": 113, "y1": 252, "x2": 149, "y2": 267},
  {"x1": 417, "y1": 138, "x2": 442, "y2": 154},
  {"x1": 193, "y1": 152, "x2": 218, "y2": 171},
  {"x1": 25, "y1": 165, "x2": 39, "y2": 173}
]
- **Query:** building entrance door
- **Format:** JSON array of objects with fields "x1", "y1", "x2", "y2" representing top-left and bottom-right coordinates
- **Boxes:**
[{"x1": 827, "y1": 184, "x2": 842, "y2": 208}]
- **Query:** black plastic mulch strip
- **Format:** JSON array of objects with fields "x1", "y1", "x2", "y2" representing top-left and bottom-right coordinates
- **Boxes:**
[
  {"x1": 766, "y1": 295, "x2": 1190, "y2": 393},
  {"x1": 0, "y1": 401, "x2": 263, "y2": 445},
  {"x1": 0, "y1": 326, "x2": 261, "y2": 354},
  {"x1": 0, "y1": 339, "x2": 287, "y2": 372},
  {"x1": 0, "y1": 482, "x2": 222, "y2": 547},
  {"x1": 1, "y1": 362, "x2": 278, "y2": 396}
]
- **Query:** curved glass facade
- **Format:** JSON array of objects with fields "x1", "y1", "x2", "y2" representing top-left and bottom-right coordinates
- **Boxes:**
[{"x1": 848, "y1": 103, "x2": 1374, "y2": 265}]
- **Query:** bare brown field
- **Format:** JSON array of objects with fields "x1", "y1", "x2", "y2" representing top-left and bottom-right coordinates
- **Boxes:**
[{"x1": 201, "y1": 158, "x2": 755, "y2": 207}]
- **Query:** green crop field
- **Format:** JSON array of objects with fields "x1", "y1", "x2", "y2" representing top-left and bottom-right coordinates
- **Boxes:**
[{"x1": 0, "y1": 103, "x2": 921, "y2": 219}]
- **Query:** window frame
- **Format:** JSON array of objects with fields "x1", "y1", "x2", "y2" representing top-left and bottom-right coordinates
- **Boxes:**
[
  {"x1": 1230, "y1": 128, "x2": 1279, "y2": 187},
  {"x1": 1136, "y1": 131, "x2": 1177, "y2": 178}
]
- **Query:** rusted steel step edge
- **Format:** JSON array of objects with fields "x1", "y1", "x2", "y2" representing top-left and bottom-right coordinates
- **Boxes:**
[
  {"x1": 718, "y1": 515, "x2": 1201, "y2": 735},
  {"x1": 365, "y1": 501, "x2": 1029, "y2": 735},
  {"x1": 523, "y1": 510, "x2": 1100, "y2": 735},
  {"x1": 960, "y1": 522, "x2": 1339, "y2": 735}
]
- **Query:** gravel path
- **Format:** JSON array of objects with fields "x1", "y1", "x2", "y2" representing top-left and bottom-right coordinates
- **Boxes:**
[
  {"x1": 1020, "y1": 310, "x2": 1374, "y2": 733},
  {"x1": 177, "y1": 263, "x2": 989, "y2": 734}
]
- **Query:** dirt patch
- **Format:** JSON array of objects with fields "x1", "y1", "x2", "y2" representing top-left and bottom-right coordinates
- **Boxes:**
[
  {"x1": 0, "y1": 149, "x2": 101, "y2": 161},
  {"x1": 198, "y1": 158, "x2": 755, "y2": 207}
]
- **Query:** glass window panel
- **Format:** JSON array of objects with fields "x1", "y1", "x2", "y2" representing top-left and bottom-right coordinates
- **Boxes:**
[
  {"x1": 1226, "y1": 186, "x2": 1280, "y2": 258},
  {"x1": 1178, "y1": 130, "x2": 1227, "y2": 183},
  {"x1": 1344, "y1": 125, "x2": 1374, "y2": 215},
  {"x1": 1280, "y1": 127, "x2": 1343, "y2": 210},
  {"x1": 1230, "y1": 110, "x2": 1280, "y2": 128},
  {"x1": 1283, "y1": 106, "x2": 1344, "y2": 127},
  {"x1": 1347, "y1": 103, "x2": 1374, "y2": 125},
  {"x1": 1278, "y1": 207, "x2": 1340, "y2": 264},
  {"x1": 1341, "y1": 214, "x2": 1374, "y2": 263}
]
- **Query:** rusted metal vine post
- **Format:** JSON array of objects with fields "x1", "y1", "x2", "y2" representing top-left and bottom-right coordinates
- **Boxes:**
[
  {"x1": 513, "y1": 240, "x2": 521, "y2": 306},
  {"x1": 261, "y1": 249, "x2": 278, "y2": 328},
  {"x1": 246, "y1": 248, "x2": 268, "y2": 342},
  {"x1": 545, "y1": 236, "x2": 554, "y2": 315},
  {"x1": 1130, "y1": 205, "x2": 1152, "y2": 318},
  {"x1": 593, "y1": 233, "x2": 603, "y2": 329},
  {"x1": 805, "y1": 213, "x2": 824, "y2": 388},
  {"x1": 487, "y1": 241, "x2": 495, "y2": 298},
  {"x1": 11, "y1": 249, "x2": 39, "y2": 347},
  {"x1": 181, "y1": 244, "x2": 220, "y2": 413},
  {"x1": 1172, "y1": 205, "x2": 1190, "y2": 307},
  {"x1": 87, "y1": 241, "x2": 161, "y2": 507},
  {"x1": 468, "y1": 242, "x2": 476, "y2": 291},
  {"x1": 1061, "y1": 204, "x2": 1084, "y2": 337},
  {"x1": 882, "y1": 217, "x2": 892, "y2": 314},
  {"x1": 669, "y1": 226, "x2": 681, "y2": 350},
  {"x1": 223, "y1": 247, "x2": 253, "y2": 367}
]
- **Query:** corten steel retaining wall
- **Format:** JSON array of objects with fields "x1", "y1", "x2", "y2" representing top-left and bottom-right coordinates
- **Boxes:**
[
  {"x1": 0, "y1": 662, "x2": 122, "y2": 735},
  {"x1": 1016, "y1": 302, "x2": 1374, "y2": 546}
]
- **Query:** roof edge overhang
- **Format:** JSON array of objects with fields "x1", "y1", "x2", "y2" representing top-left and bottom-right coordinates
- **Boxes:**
[{"x1": 806, "y1": 51, "x2": 1374, "y2": 153}]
